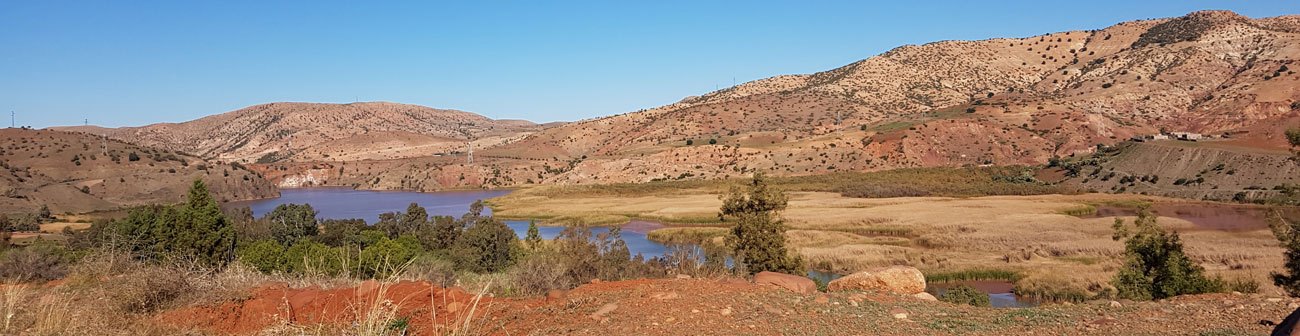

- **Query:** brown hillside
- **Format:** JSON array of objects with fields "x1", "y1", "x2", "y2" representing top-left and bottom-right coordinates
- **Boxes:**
[
  {"x1": 52, "y1": 102, "x2": 546, "y2": 163},
  {"x1": 480, "y1": 10, "x2": 1299, "y2": 184},
  {"x1": 0, "y1": 128, "x2": 278, "y2": 214}
]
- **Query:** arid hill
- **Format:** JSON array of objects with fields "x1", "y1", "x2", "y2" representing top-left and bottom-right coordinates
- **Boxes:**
[
  {"x1": 53, "y1": 102, "x2": 551, "y2": 163},
  {"x1": 0, "y1": 128, "x2": 278, "y2": 214},
  {"x1": 57, "y1": 11, "x2": 1300, "y2": 191},
  {"x1": 477, "y1": 10, "x2": 1299, "y2": 184}
]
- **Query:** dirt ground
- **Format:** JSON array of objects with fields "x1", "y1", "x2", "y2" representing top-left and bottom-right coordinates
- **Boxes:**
[{"x1": 154, "y1": 277, "x2": 1296, "y2": 335}]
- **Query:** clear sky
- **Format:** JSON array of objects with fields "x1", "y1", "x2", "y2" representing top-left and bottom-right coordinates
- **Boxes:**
[{"x1": 2, "y1": 1, "x2": 1297, "y2": 128}]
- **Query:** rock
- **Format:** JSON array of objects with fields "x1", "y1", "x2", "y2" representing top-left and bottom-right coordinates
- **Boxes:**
[
  {"x1": 590, "y1": 303, "x2": 618, "y2": 320},
  {"x1": 720, "y1": 307, "x2": 732, "y2": 316},
  {"x1": 889, "y1": 308, "x2": 908, "y2": 319},
  {"x1": 1268, "y1": 298, "x2": 1284, "y2": 303},
  {"x1": 814, "y1": 296, "x2": 830, "y2": 304},
  {"x1": 912, "y1": 292, "x2": 938, "y2": 302},
  {"x1": 691, "y1": 309, "x2": 700, "y2": 313},
  {"x1": 754, "y1": 271, "x2": 818, "y2": 295},
  {"x1": 546, "y1": 289, "x2": 569, "y2": 301},
  {"x1": 763, "y1": 305, "x2": 786, "y2": 315},
  {"x1": 1231, "y1": 291, "x2": 1243, "y2": 295},
  {"x1": 827, "y1": 266, "x2": 926, "y2": 295},
  {"x1": 1108, "y1": 301, "x2": 1122, "y2": 308},
  {"x1": 448, "y1": 301, "x2": 464, "y2": 314},
  {"x1": 649, "y1": 291, "x2": 680, "y2": 300},
  {"x1": 1090, "y1": 317, "x2": 1117, "y2": 325},
  {"x1": 675, "y1": 274, "x2": 692, "y2": 279},
  {"x1": 590, "y1": 279, "x2": 602, "y2": 284},
  {"x1": 849, "y1": 300, "x2": 859, "y2": 307}
]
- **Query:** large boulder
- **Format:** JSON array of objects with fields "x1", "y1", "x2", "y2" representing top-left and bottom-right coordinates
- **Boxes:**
[
  {"x1": 827, "y1": 266, "x2": 926, "y2": 294},
  {"x1": 754, "y1": 271, "x2": 817, "y2": 295}
]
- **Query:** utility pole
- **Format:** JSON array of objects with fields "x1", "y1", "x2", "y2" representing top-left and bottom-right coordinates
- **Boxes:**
[
  {"x1": 9, "y1": 111, "x2": 13, "y2": 128},
  {"x1": 102, "y1": 134, "x2": 107, "y2": 155}
]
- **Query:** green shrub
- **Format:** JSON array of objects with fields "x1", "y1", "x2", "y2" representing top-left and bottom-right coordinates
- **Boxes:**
[
  {"x1": 722, "y1": 173, "x2": 803, "y2": 274},
  {"x1": 450, "y1": 217, "x2": 517, "y2": 273},
  {"x1": 238, "y1": 240, "x2": 286, "y2": 273},
  {"x1": 1111, "y1": 209, "x2": 1224, "y2": 300},
  {"x1": 266, "y1": 203, "x2": 318, "y2": 245},
  {"x1": 1269, "y1": 210, "x2": 1300, "y2": 296},
  {"x1": 317, "y1": 218, "x2": 367, "y2": 247},
  {"x1": 0, "y1": 241, "x2": 70, "y2": 282},
  {"x1": 940, "y1": 285, "x2": 991, "y2": 307},
  {"x1": 359, "y1": 236, "x2": 419, "y2": 278},
  {"x1": 284, "y1": 240, "x2": 344, "y2": 275}
]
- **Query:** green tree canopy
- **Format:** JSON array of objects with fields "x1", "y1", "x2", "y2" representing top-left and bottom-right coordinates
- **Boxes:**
[
  {"x1": 1111, "y1": 209, "x2": 1223, "y2": 300},
  {"x1": 266, "y1": 203, "x2": 318, "y2": 245},
  {"x1": 721, "y1": 173, "x2": 802, "y2": 274}
]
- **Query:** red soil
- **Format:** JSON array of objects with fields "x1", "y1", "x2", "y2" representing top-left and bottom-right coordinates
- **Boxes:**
[{"x1": 156, "y1": 280, "x2": 507, "y2": 335}]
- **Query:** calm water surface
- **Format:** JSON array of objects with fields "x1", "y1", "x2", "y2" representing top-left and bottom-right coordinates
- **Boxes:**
[{"x1": 227, "y1": 188, "x2": 669, "y2": 258}]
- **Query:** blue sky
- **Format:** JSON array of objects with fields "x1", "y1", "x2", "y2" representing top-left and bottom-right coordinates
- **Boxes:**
[{"x1": 1, "y1": 1, "x2": 1297, "y2": 128}]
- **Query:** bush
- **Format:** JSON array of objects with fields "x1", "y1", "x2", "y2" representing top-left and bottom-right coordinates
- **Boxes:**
[
  {"x1": 722, "y1": 173, "x2": 803, "y2": 274},
  {"x1": 1269, "y1": 210, "x2": 1300, "y2": 296},
  {"x1": 510, "y1": 252, "x2": 572, "y2": 296},
  {"x1": 1287, "y1": 128, "x2": 1300, "y2": 148},
  {"x1": 450, "y1": 217, "x2": 517, "y2": 273},
  {"x1": 940, "y1": 285, "x2": 991, "y2": 307},
  {"x1": 359, "y1": 236, "x2": 420, "y2": 278},
  {"x1": 1111, "y1": 209, "x2": 1224, "y2": 300},
  {"x1": 226, "y1": 207, "x2": 270, "y2": 244},
  {"x1": 266, "y1": 203, "x2": 319, "y2": 245},
  {"x1": 317, "y1": 218, "x2": 368, "y2": 247},
  {"x1": 408, "y1": 255, "x2": 458, "y2": 287},
  {"x1": 102, "y1": 265, "x2": 191, "y2": 313},
  {"x1": 284, "y1": 240, "x2": 344, "y2": 276},
  {"x1": 238, "y1": 240, "x2": 286, "y2": 274},
  {"x1": 0, "y1": 214, "x2": 39, "y2": 232},
  {"x1": 0, "y1": 241, "x2": 70, "y2": 282}
]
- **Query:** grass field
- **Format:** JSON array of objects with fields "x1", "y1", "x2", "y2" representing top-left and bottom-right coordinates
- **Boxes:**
[{"x1": 490, "y1": 173, "x2": 1289, "y2": 301}]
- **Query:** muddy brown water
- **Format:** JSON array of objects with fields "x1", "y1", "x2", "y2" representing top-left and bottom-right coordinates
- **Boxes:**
[{"x1": 1082, "y1": 203, "x2": 1299, "y2": 232}]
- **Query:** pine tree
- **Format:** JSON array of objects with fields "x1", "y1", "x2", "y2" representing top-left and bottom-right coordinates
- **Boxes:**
[
  {"x1": 721, "y1": 172, "x2": 803, "y2": 274},
  {"x1": 173, "y1": 178, "x2": 236, "y2": 268},
  {"x1": 525, "y1": 219, "x2": 542, "y2": 250}
]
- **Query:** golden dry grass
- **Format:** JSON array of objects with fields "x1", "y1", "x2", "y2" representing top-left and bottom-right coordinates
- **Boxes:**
[{"x1": 491, "y1": 185, "x2": 1289, "y2": 298}]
